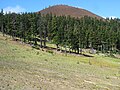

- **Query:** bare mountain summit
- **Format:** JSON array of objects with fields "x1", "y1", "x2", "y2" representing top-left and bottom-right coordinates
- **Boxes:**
[{"x1": 39, "y1": 5, "x2": 102, "y2": 19}]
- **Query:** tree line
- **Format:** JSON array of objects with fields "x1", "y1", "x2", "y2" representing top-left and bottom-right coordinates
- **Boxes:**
[{"x1": 0, "y1": 9, "x2": 120, "y2": 54}]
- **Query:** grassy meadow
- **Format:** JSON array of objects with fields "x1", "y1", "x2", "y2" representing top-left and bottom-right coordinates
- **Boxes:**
[{"x1": 0, "y1": 33, "x2": 120, "y2": 90}]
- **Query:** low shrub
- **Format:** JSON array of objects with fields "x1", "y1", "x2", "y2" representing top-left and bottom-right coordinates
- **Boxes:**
[{"x1": 46, "y1": 50, "x2": 54, "y2": 55}]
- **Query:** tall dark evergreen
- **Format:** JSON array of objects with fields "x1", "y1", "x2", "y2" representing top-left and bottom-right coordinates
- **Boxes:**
[{"x1": 0, "y1": 9, "x2": 4, "y2": 36}]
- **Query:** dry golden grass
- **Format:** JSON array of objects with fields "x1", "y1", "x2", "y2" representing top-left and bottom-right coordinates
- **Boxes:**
[{"x1": 0, "y1": 33, "x2": 120, "y2": 90}]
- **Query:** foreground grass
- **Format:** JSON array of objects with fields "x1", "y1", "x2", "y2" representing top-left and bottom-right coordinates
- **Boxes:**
[{"x1": 0, "y1": 34, "x2": 120, "y2": 90}]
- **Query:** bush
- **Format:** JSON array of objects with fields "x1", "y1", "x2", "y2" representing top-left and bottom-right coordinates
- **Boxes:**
[
  {"x1": 46, "y1": 50, "x2": 54, "y2": 55},
  {"x1": 77, "y1": 61, "x2": 79, "y2": 64},
  {"x1": 32, "y1": 45, "x2": 40, "y2": 50},
  {"x1": 44, "y1": 59, "x2": 48, "y2": 62},
  {"x1": 36, "y1": 52, "x2": 39, "y2": 55}
]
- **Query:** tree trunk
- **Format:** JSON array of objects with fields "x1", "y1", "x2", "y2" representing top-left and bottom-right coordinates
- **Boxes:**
[
  {"x1": 1, "y1": 24, "x2": 4, "y2": 36},
  {"x1": 43, "y1": 31, "x2": 46, "y2": 48},
  {"x1": 34, "y1": 38, "x2": 37, "y2": 45},
  {"x1": 43, "y1": 40, "x2": 46, "y2": 48},
  {"x1": 65, "y1": 46, "x2": 67, "y2": 56},
  {"x1": 77, "y1": 47, "x2": 79, "y2": 54},
  {"x1": 39, "y1": 29, "x2": 43, "y2": 48},
  {"x1": 56, "y1": 44, "x2": 59, "y2": 51},
  {"x1": 40, "y1": 39, "x2": 42, "y2": 48},
  {"x1": 69, "y1": 48, "x2": 71, "y2": 53}
]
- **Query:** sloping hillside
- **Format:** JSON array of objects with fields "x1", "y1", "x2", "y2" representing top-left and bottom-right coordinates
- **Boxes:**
[
  {"x1": 0, "y1": 33, "x2": 120, "y2": 90},
  {"x1": 39, "y1": 5, "x2": 102, "y2": 19}
]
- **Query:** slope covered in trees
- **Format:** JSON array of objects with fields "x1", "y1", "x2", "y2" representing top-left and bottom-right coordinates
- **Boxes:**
[{"x1": 0, "y1": 9, "x2": 120, "y2": 54}]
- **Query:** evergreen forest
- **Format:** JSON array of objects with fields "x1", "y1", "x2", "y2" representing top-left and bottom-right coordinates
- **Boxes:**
[{"x1": 0, "y1": 9, "x2": 120, "y2": 54}]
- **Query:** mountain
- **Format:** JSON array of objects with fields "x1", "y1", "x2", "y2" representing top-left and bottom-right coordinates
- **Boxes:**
[{"x1": 39, "y1": 5, "x2": 102, "y2": 19}]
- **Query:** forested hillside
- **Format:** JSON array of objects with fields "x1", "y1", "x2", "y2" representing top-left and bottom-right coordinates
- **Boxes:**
[{"x1": 0, "y1": 9, "x2": 120, "y2": 54}]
